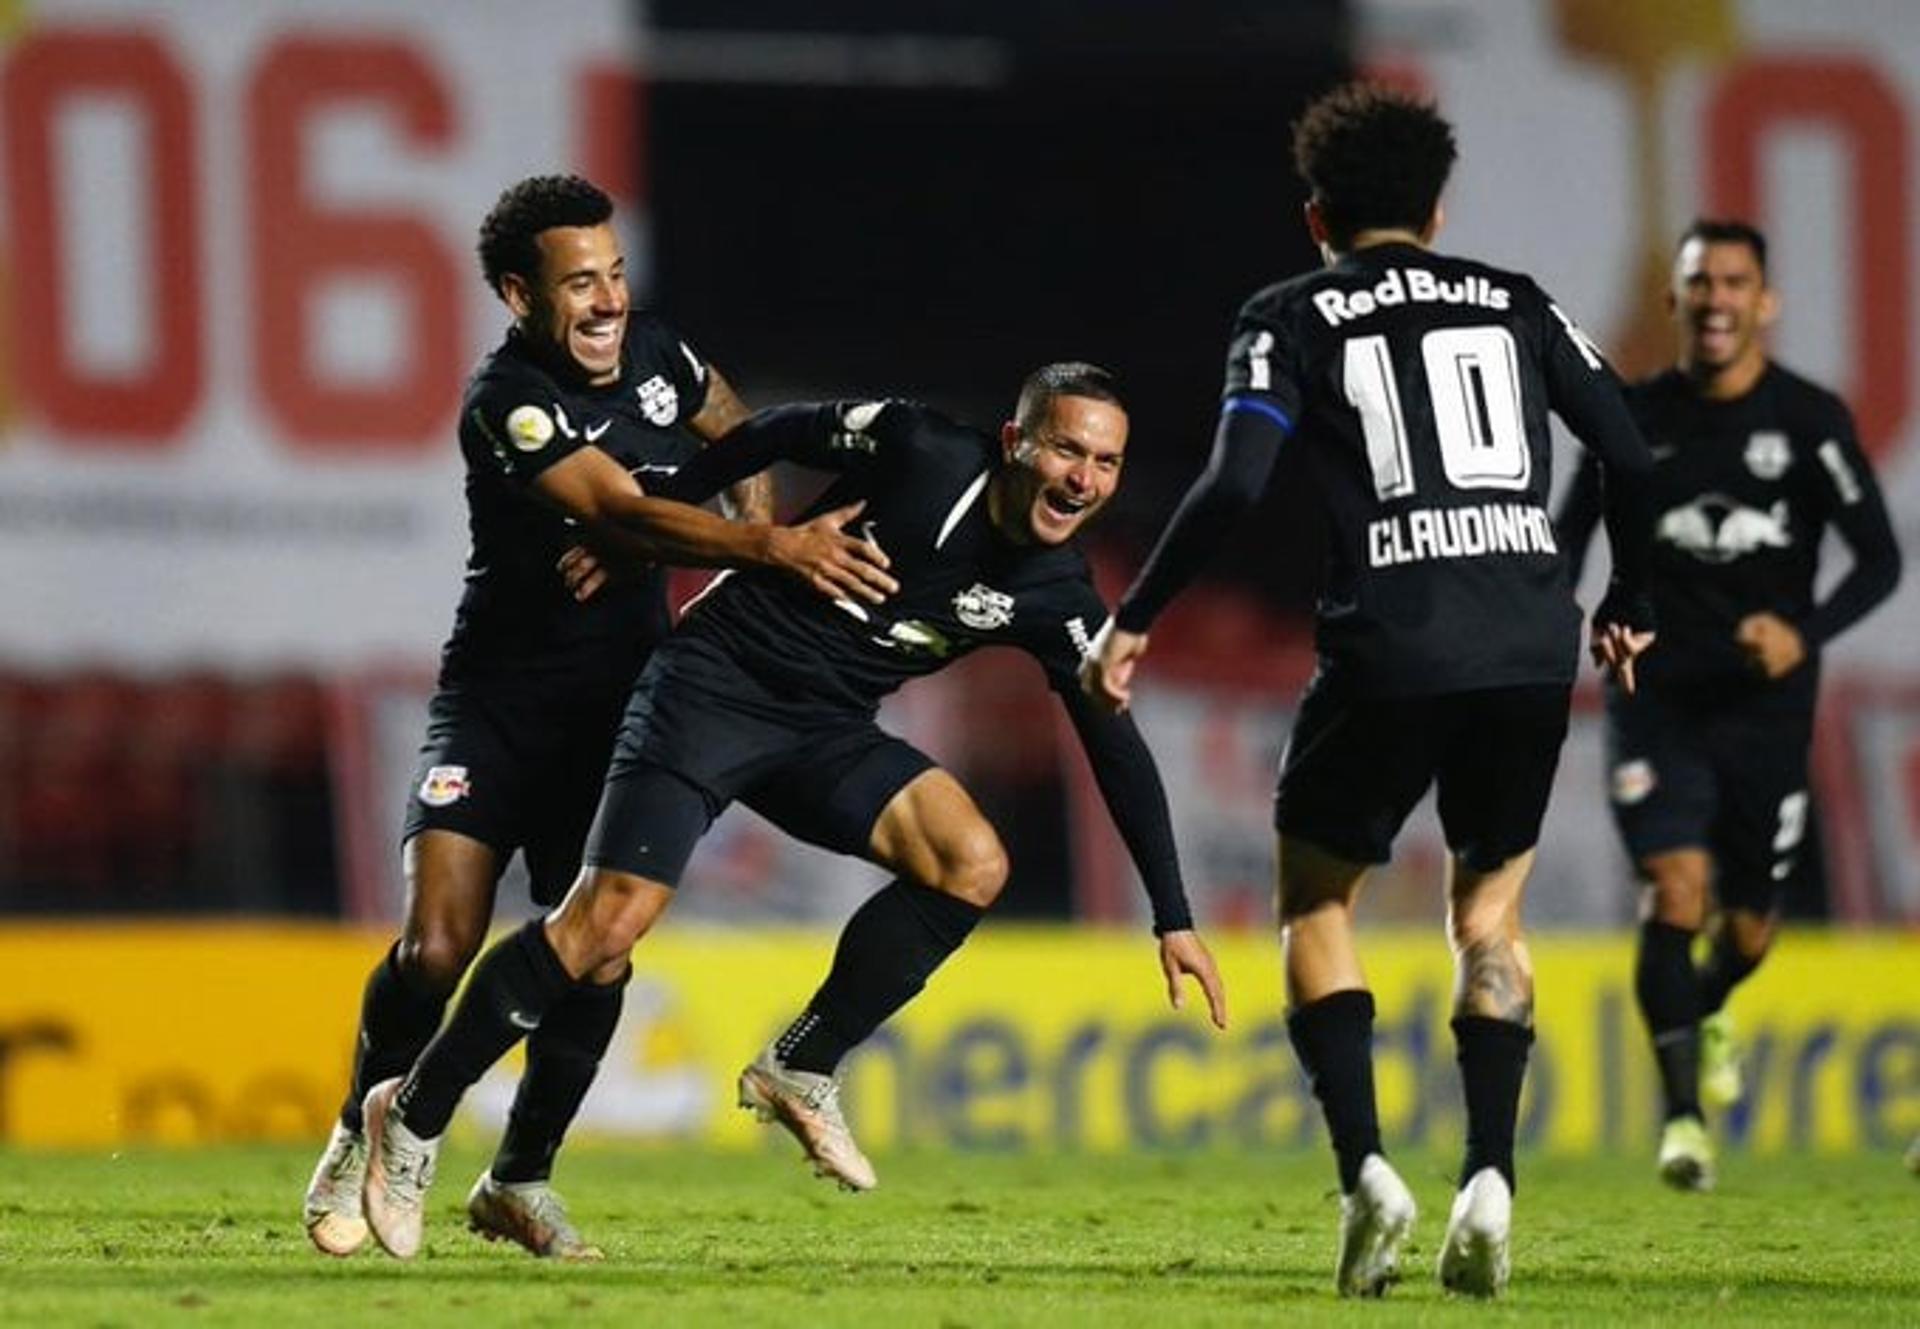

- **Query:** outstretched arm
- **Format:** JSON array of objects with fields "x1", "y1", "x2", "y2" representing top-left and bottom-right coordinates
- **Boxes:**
[
  {"x1": 686, "y1": 366, "x2": 772, "y2": 522},
  {"x1": 1056, "y1": 684, "x2": 1227, "y2": 1029},
  {"x1": 1081, "y1": 400, "x2": 1286, "y2": 715}
]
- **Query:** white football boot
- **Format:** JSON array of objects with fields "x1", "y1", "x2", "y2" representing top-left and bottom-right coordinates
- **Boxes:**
[
  {"x1": 302, "y1": 1120, "x2": 369, "y2": 1256},
  {"x1": 1657, "y1": 1115, "x2": 1716, "y2": 1192},
  {"x1": 467, "y1": 1173, "x2": 604, "y2": 1261},
  {"x1": 736, "y1": 1046, "x2": 877, "y2": 1192},
  {"x1": 1438, "y1": 1166, "x2": 1512, "y2": 1297},
  {"x1": 1335, "y1": 1153, "x2": 1417, "y2": 1297},
  {"x1": 361, "y1": 1077, "x2": 442, "y2": 1259}
]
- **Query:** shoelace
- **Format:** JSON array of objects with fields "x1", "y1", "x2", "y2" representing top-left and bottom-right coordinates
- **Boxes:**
[
  {"x1": 326, "y1": 1136, "x2": 368, "y2": 1184},
  {"x1": 385, "y1": 1137, "x2": 437, "y2": 1207}
]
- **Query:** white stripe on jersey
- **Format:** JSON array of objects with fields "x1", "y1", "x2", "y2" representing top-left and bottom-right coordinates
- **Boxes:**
[
  {"x1": 1817, "y1": 438, "x2": 1863, "y2": 504},
  {"x1": 936, "y1": 470, "x2": 990, "y2": 550}
]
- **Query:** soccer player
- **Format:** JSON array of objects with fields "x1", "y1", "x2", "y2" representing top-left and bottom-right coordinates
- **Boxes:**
[
  {"x1": 302, "y1": 175, "x2": 895, "y2": 1261},
  {"x1": 1557, "y1": 220, "x2": 1901, "y2": 1192},
  {"x1": 351, "y1": 362, "x2": 1228, "y2": 1260},
  {"x1": 1081, "y1": 84, "x2": 1656, "y2": 1298}
]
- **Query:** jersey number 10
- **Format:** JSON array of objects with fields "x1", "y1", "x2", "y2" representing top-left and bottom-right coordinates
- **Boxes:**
[{"x1": 1343, "y1": 326, "x2": 1532, "y2": 501}]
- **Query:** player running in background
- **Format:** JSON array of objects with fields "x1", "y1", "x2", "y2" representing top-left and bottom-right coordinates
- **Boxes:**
[
  {"x1": 1082, "y1": 84, "x2": 1656, "y2": 1298},
  {"x1": 302, "y1": 174, "x2": 894, "y2": 1261},
  {"x1": 1557, "y1": 220, "x2": 1901, "y2": 1192},
  {"x1": 352, "y1": 362, "x2": 1228, "y2": 1260}
]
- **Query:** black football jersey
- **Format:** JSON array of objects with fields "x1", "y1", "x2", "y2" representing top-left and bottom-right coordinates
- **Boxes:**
[
  {"x1": 1559, "y1": 363, "x2": 1899, "y2": 692},
  {"x1": 1219, "y1": 242, "x2": 1649, "y2": 696},
  {"x1": 443, "y1": 315, "x2": 711, "y2": 689},
  {"x1": 661, "y1": 398, "x2": 1189, "y2": 928},
  {"x1": 679, "y1": 402, "x2": 1107, "y2": 711}
]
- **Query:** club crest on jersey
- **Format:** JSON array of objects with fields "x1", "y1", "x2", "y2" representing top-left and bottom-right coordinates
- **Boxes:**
[
  {"x1": 636, "y1": 374, "x2": 678, "y2": 426},
  {"x1": 506, "y1": 405, "x2": 554, "y2": 451},
  {"x1": 952, "y1": 583, "x2": 1014, "y2": 631},
  {"x1": 1745, "y1": 431, "x2": 1792, "y2": 480},
  {"x1": 419, "y1": 765, "x2": 471, "y2": 807},
  {"x1": 1611, "y1": 759, "x2": 1656, "y2": 806},
  {"x1": 1656, "y1": 494, "x2": 1793, "y2": 564}
]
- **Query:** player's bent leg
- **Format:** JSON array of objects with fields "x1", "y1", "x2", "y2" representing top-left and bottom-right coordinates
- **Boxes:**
[
  {"x1": 1697, "y1": 906, "x2": 1771, "y2": 1111},
  {"x1": 1634, "y1": 849, "x2": 1716, "y2": 1168},
  {"x1": 744, "y1": 769, "x2": 1000, "y2": 1193},
  {"x1": 306, "y1": 831, "x2": 501, "y2": 1257},
  {"x1": 1275, "y1": 835, "x2": 1409, "y2": 1292},
  {"x1": 1440, "y1": 850, "x2": 1534, "y2": 1292},
  {"x1": 474, "y1": 955, "x2": 629, "y2": 1260}
]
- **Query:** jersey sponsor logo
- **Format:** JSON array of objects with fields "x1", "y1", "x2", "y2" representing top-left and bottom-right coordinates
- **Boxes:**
[
  {"x1": 1366, "y1": 501, "x2": 1557, "y2": 568},
  {"x1": 505, "y1": 404, "x2": 554, "y2": 451},
  {"x1": 636, "y1": 374, "x2": 679, "y2": 425},
  {"x1": 1311, "y1": 267, "x2": 1512, "y2": 327},
  {"x1": 1610, "y1": 759, "x2": 1656, "y2": 805},
  {"x1": 1744, "y1": 431, "x2": 1791, "y2": 480},
  {"x1": 418, "y1": 764, "x2": 471, "y2": 807},
  {"x1": 830, "y1": 401, "x2": 887, "y2": 454},
  {"x1": 585, "y1": 419, "x2": 613, "y2": 443},
  {"x1": 952, "y1": 582, "x2": 1015, "y2": 631},
  {"x1": 875, "y1": 618, "x2": 953, "y2": 658},
  {"x1": 1066, "y1": 615, "x2": 1095, "y2": 661},
  {"x1": 1655, "y1": 494, "x2": 1792, "y2": 564}
]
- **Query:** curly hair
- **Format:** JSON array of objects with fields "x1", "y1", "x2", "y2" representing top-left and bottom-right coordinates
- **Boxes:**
[
  {"x1": 1291, "y1": 83, "x2": 1457, "y2": 250},
  {"x1": 477, "y1": 174, "x2": 614, "y2": 295}
]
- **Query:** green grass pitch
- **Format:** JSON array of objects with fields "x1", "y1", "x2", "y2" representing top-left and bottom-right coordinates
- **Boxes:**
[{"x1": 3, "y1": 1144, "x2": 1915, "y2": 1325}]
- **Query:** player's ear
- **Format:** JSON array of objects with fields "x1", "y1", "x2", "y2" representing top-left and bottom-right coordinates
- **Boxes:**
[
  {"x1": 1001, "y1": 420, "x2": 1025, "y2": 463},
  {"x1": 1756, "y1": 282, "x2": 1781, "y2": 331},
  {"x1": 500, "y1": 272, "x2": 534, "y2": 322},
  {"x1": 1303, "y1": 198, "x2": 1329, "y2": 247}
]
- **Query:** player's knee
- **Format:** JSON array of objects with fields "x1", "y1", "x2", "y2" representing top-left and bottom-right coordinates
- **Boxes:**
[
  {"x1": 396, "y1": 927, "x2": 483, "y2": 995},
  {"x1": 934, "y1": 828, "x2": 1009, "y2": 908}
]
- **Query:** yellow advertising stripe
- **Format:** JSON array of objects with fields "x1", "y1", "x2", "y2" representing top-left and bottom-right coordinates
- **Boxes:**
[{"x1": 1, "y1": 925, "x2": 1916, "y2": 1152}]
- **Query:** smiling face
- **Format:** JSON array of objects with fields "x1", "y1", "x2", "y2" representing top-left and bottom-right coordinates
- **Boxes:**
[
  {"x1": 994, "y1": 394, "x2": 1128, "y2": 546},
  {"x1": 1671, "y1": 236, "x2": 1775, "y2": 395},
  {"x1": 502, "y1": 222, "x2": 629, "y2": 384}
]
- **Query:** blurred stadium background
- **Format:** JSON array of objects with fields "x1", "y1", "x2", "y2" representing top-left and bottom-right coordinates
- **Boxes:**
[{"x1": 0, "y1": 0, "x2": 1915, "y2": 1168}]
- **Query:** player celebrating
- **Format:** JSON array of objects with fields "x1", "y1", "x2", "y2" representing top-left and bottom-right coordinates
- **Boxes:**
[
  {"x1": 1082, "y1": 84, "x2": 1656, "y2": 1298},
  {"x1": 353, "y1": 362, "x2": 1228, "y2": 1260},
  {"x1": 1558, "y1": 220, "x2": 1900, "y2": 1192},
  {"x1": 302, "y1": 175, "x2": 894, "y2": 1261}
]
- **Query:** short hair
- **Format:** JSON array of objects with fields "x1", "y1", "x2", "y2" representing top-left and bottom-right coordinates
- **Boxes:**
[
  {"x1": 477, "y1": 174, "x2": 614, "y2": 296},
  {"x1": 1015, "y1": 362, "x2": 1123, "y2": 435},
  {"x1": 1291, "y1": 83, "x2": 1457, "y2": 250},
  {"x1": 1677, "y1": 217, "x2": 1768, "y2": 278}
]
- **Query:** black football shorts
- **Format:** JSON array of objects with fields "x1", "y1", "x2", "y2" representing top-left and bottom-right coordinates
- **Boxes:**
[
  {"x1": 1274, "y1": 674, "x2": 1572, "y2": 871},
  {"x1": 401, "y1": 681, "x2": 630, "y2": 906},
  {"x1": 1603, "y1": 680, "x2": 1813, "y2": 910},
  {"x1": 583, "y1": 634, "x2": 935, "y2": 886}
]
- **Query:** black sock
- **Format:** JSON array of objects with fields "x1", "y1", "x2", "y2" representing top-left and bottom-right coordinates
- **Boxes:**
[
  {"x1": 1636, "y1": 919, "x2": 1702, "y2": 1122},
  {"x1": 1286, "y1": 989, "x2": 1382, "y2": 1194},
  {"x1": 1695, "y1": 929, "x2": 1761, "y2": 1017},
  {"x1": 393, "y1": 920, "x2": 576, "y2": 1139},
  {"x1": 778, "y1": 880, "x2": 985, "y2": 1075},
  {"x1": 340, "y1": 944, "x2": 449, "y2": 1133},
  {"x1": 490, "y1": 967, "x2": 629, "y2": 1184},
  {"x1": 1453, "y1": 1015, "x2": 1533, "y2": 1193}
]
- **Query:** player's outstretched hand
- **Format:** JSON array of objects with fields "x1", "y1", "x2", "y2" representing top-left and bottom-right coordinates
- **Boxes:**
[
  {"x1": 1079, "y1": 619, "x2": 1148, "y2": 715},
  {"x1": 1158, "y1": 929, "x2": 1227, "y2": 1030},
  {"x1": 558, "y1": 544, "x2": 614, "y2": 602},
  {"x1": 769, "y1": 500, "x2": 899, "y2": 605},
  {"x1": 1589, "y1": 620, "x2": 1656, "y2": 694},
  {"x1": 1734, "y1": 611, "x2": 1806, "y2": 679}
]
